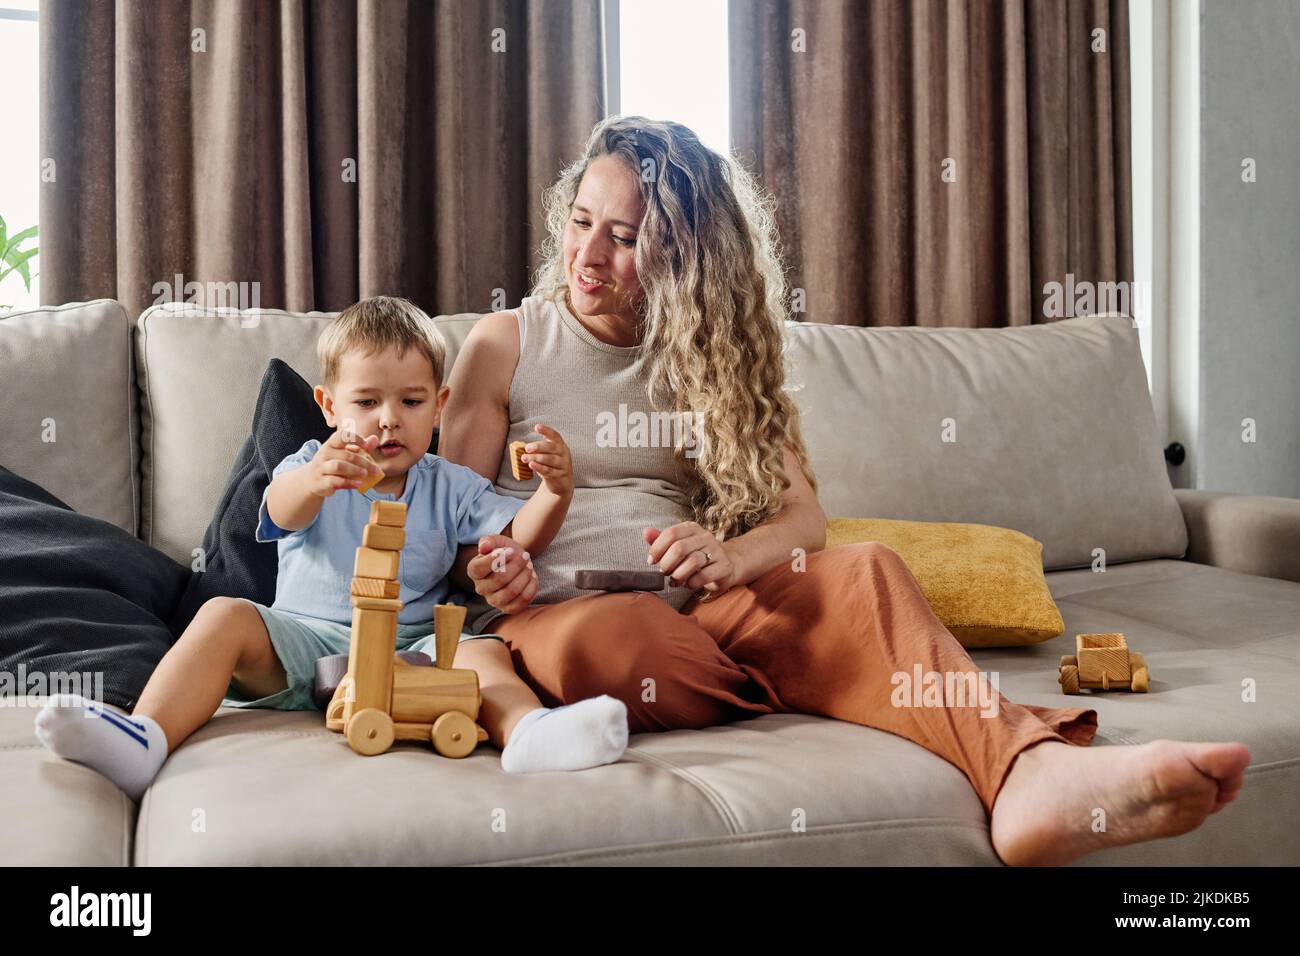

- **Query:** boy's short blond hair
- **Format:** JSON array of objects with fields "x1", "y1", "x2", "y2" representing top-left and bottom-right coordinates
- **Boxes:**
[{"x1": 317, "y1": 296, "x2": 448, "y2": 390}]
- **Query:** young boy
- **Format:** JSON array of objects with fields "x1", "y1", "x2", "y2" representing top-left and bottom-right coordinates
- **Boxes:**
[{"x1": 35, "y1": 295, "x2": 627, "y2": 801}]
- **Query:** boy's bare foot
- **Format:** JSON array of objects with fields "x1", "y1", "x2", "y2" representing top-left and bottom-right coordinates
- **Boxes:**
[{"x1": 990, "y1": 738, "x2": 1251, "y2": 866}]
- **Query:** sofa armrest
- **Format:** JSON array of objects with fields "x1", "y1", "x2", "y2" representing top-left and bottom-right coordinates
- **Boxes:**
[{"x1": 1173, "y1": 489, "x2": 1300, "y2": 584}]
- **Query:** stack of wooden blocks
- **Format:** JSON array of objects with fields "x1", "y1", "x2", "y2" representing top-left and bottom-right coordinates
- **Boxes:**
[
  {"x1": 345, "y1": 499, "x2": 408, "y2": 733},
  {"x1": 352, "y1": 499, "x2": 406, "y2": 604}
]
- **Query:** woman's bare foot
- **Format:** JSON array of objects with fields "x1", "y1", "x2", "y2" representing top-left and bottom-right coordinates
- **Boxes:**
[{"x1": 990, "y1": 738, "x2": 1251, "y2": 866}]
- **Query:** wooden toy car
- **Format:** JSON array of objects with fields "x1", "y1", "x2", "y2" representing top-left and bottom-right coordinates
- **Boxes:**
[
  {"x1": 1059, "y1": 632, "x2": 1149, "y2": 694},
  {"x1": 324, "y1": 499, "x2": 488, "y2": 757}
]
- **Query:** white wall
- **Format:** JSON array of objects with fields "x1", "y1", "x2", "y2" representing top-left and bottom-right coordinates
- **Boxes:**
[{"x1": 1197, "y1": 0, "x2": 1300, "y2": 497}]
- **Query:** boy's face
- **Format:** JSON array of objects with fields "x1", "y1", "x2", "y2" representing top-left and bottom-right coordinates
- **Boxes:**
[{"x1": 314, "y1": 345, "x2": 450, "y2": 484}]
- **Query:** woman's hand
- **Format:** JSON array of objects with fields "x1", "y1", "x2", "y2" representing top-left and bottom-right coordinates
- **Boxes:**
[
  {"x1": 520, "y1": 423, "x2": 573, "y2": 498},
  {"x1": 643, "y1": 522, "x2": 737, "y2": 597},
  {"x1": 467, "y1": 534, "x2": 538, "y2": 615}
]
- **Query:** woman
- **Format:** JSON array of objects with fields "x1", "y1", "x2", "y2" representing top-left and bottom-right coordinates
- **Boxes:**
[{"x1": 438, "y1": 116, "x2": 1249, "y2": 866}]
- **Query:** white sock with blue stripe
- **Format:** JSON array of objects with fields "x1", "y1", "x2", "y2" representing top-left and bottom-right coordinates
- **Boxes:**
[{"x1": 34, "y1": 694, "x2": 169, "y2": 802}]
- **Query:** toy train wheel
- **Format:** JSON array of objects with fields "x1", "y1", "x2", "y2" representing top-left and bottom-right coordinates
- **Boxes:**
[
  {"x1": 1130, "y1": 652, "x2": 1149, "y2": 692},
  {"x1": 347, "y1": 707, "x2": 395, "y2": 756},
  {"x1": 432, "y1": 711, "x2": 477, "y2": 758},
  {"x1": 1060, "y1": 655, "x2": 1077, "y2": 669},
  {"x1": 1059, "y1": 664, "x2": 1080, "y2": 695}
]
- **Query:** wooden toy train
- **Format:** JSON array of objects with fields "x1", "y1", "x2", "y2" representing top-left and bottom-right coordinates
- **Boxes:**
[{"x1": 324, "y1": 499, "x2": 488, "y2": 757}]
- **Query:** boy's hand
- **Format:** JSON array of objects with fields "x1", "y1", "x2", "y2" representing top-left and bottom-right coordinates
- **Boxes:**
[
  {"x1": 305, "y1": 427, "x2": 384, "y2": 497},
  {"x1": 520, "y1": 424, "x2": 573, "y2": 498}
]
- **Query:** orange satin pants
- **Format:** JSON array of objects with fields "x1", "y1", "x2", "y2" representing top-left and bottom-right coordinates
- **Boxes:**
[{"x1": 493, "y1": 542, "x2": 1097, "y2": 816}]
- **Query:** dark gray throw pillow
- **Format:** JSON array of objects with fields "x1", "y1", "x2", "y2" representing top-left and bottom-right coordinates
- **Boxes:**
[
  {"x1": 170, "y1": 359, "x2": 439, "y2": 633},
  {"x1": 0, "y1": 465, "x2": 191, "y2": 710}
]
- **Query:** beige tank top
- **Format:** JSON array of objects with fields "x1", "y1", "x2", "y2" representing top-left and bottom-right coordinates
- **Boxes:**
[{"x1": 464, "y1": 294, "x2": 699, "y2": 635}]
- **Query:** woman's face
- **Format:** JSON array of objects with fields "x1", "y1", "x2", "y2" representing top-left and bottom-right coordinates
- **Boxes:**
[{"x1": 563, "y1": 154, "x2": 646, "y2": 323}]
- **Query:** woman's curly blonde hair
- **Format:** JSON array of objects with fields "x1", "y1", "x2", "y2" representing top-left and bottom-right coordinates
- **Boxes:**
[{"x1": 531, "y1": 116, "x2": 818, "y2": 542}]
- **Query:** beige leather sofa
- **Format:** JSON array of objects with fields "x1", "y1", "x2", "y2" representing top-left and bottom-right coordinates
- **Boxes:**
[{"x1": 2, "y1": 299, "x2": 1297, "y2": 866}]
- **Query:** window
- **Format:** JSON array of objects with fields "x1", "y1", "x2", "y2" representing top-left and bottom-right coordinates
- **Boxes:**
[
  {"x1": 613, "y1": 0, "x2": 730, "y2": 155},
  {"x1": 0, "y1": 0, "x2": 40, "y2": 311}
]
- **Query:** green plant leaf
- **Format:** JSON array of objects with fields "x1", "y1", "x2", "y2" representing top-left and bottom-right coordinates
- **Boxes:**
[
  {"x1": 0, "y1": 246, "x2": 37, "y2": 292},
  {"x1": 4, "y1": 245, "x2": 36, "y2": 269},
  {"x1": 6, "y1": 224, "x2": 36, "y2": 248},
  {"x1": 2, "y1": 225, "x2": 37, "y2": 261},
  {"x1": 8, "y1": 247, "x2": 37, "y2": 269}
]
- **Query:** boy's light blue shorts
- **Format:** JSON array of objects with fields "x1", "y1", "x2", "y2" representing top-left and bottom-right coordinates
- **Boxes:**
[{"x1": 221, "y1": 599, "x2": 506, "y2": 712}]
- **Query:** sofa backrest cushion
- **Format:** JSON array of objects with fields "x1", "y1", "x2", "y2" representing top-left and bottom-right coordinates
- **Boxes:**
[
  {"x1": 0, "y1": 300, "x2": 137, "y2": 534},
  {"x1": 136, "y1": 303, "x2": 480, "y2": 564},
  {"x1": 168, "y1": 359, "x2": 334, "y2": 633},
  {"x1": 138, "y1": 303, "x2": 1185, "y2": 572},
  {"x1": 783, "y1": 313, "x2": 1188, "y2": 569}
]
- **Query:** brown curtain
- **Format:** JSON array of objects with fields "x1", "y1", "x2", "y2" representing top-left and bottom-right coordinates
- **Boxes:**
[
  {"x1": 40, "y1": 0, "x2": 605, "y2": 319},
  {"x1": 730, "y1": 0, "x2": 1132, "y2": 327}
]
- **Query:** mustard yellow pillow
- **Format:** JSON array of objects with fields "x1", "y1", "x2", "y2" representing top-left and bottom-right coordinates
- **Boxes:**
[{"x1": 825, "y1": 518, "x2": 1064, "y2": 648}]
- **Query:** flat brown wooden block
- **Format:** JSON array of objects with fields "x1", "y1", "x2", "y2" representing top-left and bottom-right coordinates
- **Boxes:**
[
  {"x1": 350, "y1": 595, "x2": 405, "y2": 612},
  {"x1": 351, "y1": 577, "x2": 400, "y2": 599},
  {"x1": 354, "y1": 546, "x2": 400, "y2": 580},
  {"x1": 369, "y1": 500, "x2": 407, "y2": 527},
  {"x1": 575, "y1": 569, "x2": 667, "y2": 591},
  {"x1": 363, "y1": 523, "x2": 405, "y2": 551}
]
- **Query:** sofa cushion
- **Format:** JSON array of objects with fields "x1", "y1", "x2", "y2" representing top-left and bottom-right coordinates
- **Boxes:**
[
  {"x1": 0, "y1": 299, "x2": 137, "y2": 534},
  {"x1": 169, "y1": 360, "x2": 334, "y2": 632},
  {"x1": 825, "y1": 517, "x2": 1064, "y2": 647},
  {"x1": 171, "y1": 358, "x2": 444, "y2": 632},
  {"x1": 784, "y1": 314, "x2": 1188, "y2": 571},
  {"x1": 140, "y1": 305, "x2": 1184, "y2": 574},
  {"x1": 986, "y1": 559, "x2": 1300, "y2": 865},
  {"x1": 124, "y1": 558, "x2": 1298, "y2": 866},
  {"x1": 134, "y1": 708, "x2": 995, "y2": 865},
  {"x1": 0, "y1": 465, "x2": 190, "y2": 711},
  {"x1": 0, "y1": 698, "x2": 136, "y2": 865},
  {"x1": 136, "y1": 302, "x2": 482, "y2": 566}
]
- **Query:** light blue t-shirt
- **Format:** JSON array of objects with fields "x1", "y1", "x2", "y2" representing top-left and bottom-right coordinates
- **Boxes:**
[{"x1": 256, "y1": 439, "x2": 527, "y2": 625}]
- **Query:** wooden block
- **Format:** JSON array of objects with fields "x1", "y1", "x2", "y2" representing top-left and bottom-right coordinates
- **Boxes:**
[
  {"x1": 355, "y1": 449, "x2": 385, "y2": 493},
  {"x1": 509, "y1": 440, "x2": 533, "y2": 481},
  {"x1": 362, "y1": 523, "x2": 406, "y2": 551},
  {"x1": 391, "y1": 665, "x2": 481, "y2": 723},
  {"x1": 575, "y1": 569, "x2": 667, "y2": 591},
  {"x1": 1078, "y1": 632, "x2": 1127, "y2": 650},
  {"x1": 1077, "y1": 632, "x2": 1130, "y2": 682},
  {"x1": 369, "y1": 500, "x2": 407, "y2": 527},
  {"x1": 393, "y1": 722, "x2": 433, "y2": 742},
  {"x1": 348, "y1": 607, "x2": 396, "y2": 714},
  {"x1": 350, "y1": 594, "x2": 404, "y2": 612},
  {"x1": 354, "y1": 546, "x2": 400, "y2": 580},
  {"x1": 434, "y1": 603, "x2": 468, "y2": 670},
  {"x1": 351, "y1": 576, "x2": 400, "y2": 599}
]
